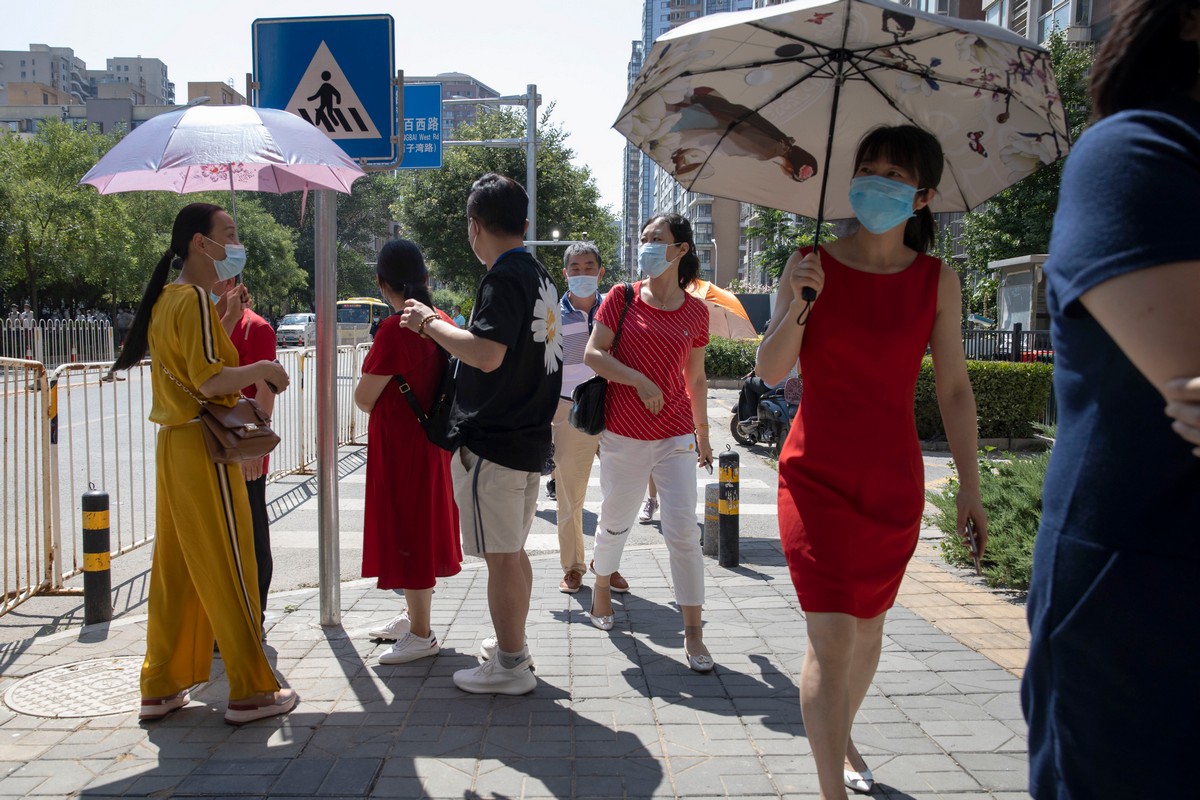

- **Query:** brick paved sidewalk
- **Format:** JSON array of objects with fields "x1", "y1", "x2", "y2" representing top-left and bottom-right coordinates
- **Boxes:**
[{"x1": 0, "y1": 539, "x2": 1030, "y2": 799}]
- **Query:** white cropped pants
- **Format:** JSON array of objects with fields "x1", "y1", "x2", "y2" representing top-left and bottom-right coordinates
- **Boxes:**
[{"x1": 593, "y1": 431, "x2": 704, "y2": 607}]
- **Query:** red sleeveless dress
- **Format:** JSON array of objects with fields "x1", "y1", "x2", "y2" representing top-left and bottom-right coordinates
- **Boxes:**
[{"x1": 778, "y1": 246, "x2": 941, "y2": 618}]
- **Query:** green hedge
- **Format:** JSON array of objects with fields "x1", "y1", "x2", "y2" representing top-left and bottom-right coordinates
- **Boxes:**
[
  {"x1": 915, "y1": 357, "x2": 1053, "y2": 439},
  {"x1": 705, "y1": 336, "x2": 759, "y2": 379}
]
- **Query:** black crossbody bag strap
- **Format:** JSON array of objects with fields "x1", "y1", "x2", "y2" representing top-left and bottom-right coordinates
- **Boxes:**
[
  {"x1": 392, "y1": 374, "x2": 429, "y2": 423},
  {"x1": 609, "y1": 282, "x2": 634, "y2": 358}
]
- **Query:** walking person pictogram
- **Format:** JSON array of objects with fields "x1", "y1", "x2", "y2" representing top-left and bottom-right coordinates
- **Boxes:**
[{"x1": 304, "y1": 70, "x2": 368, "y2": 133}]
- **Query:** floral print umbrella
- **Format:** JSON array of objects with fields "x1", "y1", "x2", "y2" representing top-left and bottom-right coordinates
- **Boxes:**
[
  {"x1": 615, "y1": 0, "x2": 1069, "y2": 221},
  {"x1": 80, "y1": 104, "x2": 366, "y2": 224}
]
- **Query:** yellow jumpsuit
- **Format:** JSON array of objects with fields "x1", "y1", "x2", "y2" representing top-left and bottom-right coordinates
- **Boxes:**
[{"x1": 141, "y1": 283, "x2": 280, "y2": 700}]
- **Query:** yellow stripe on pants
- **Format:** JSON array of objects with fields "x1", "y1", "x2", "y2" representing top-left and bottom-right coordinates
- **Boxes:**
[{"x1": 141, "y1": 425, "x2": 279, "y2": 700}]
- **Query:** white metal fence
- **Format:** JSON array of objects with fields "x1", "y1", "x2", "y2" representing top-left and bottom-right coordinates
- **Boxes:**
[
  {"x1": 1, "y1": 344, "x2": 371, "y2": 616},
  {"x1": 2, "y1": 319, "x2": 115, "y2": 370}
]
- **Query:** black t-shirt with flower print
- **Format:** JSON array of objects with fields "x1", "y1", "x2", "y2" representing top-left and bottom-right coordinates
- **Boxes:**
[{"x1": 450, "y1": 248, "x2": 563, "y2": 472}]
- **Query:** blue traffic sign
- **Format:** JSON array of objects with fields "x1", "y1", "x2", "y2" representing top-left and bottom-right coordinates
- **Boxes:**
[
  {"x1": 402, "y1": 84, "x2": 443, "y2": 170},
  {"x1": 252, "y1": 15, "x2": 398, "y2": 166}
]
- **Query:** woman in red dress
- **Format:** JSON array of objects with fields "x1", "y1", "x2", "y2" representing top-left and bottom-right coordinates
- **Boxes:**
[
  {"x1": 354, "y1": 239, "x2": 462, "y2": 665},
  {"x1": 757, "y1": 126, "x2": 988, "y2": 798}
]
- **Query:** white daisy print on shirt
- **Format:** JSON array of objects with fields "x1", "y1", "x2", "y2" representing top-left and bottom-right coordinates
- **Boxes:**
[{"x1": 531, "y1": 277, "x2": 563, "y2": 374}]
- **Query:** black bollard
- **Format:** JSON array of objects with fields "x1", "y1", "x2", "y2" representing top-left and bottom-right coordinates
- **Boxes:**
[
  {"x1": 718, "y1": 448, "x2": 739, "y2": 568},
  {"x1": 82, "y1": 485, "x2": 112, "y2": 624},
  {"x1": 703, "y1": 483, "x2": 719, "y2": 557}
]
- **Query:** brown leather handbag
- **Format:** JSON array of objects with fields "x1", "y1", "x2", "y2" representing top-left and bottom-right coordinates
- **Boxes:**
[{"x1": 160, "y1": 362, "x2": 280, "y2": 464}]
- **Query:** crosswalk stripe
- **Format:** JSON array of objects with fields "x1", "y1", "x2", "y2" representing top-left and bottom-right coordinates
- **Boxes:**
[
  {"x1": 328, "y1": 497, "x2": 777, "y2": 516},
  {"x1": 336, "y1": 473, "x2": 773, "y2": 490}
]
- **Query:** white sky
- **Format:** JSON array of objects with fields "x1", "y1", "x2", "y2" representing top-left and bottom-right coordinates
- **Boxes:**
[{"x1": 4, "y1": 0, "x2": 646, "y2": 212}]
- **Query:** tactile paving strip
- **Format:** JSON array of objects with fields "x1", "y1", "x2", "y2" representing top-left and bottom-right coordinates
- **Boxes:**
[{"x1": 4, "y1": 656, "x2": 142, "y2": 718}]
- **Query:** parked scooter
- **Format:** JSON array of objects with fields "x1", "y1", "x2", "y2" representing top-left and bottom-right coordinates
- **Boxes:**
[{"x1": 730, "y1": 372, "x2": 801, "y2": 456}]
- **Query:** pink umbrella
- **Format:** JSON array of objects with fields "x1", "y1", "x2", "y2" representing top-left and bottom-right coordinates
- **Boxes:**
[{"x1": 79, "y1": 104, "x2": 365, "y2": 220}]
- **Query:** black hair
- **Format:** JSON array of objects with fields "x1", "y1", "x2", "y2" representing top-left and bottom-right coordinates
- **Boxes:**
[
  {"x1": 854, "y1": 125, "x2": 944, "y2": 253},
  {"x1": 643, "y1": 213, "x2": 700, "y2": 290},
  {"x1": 376, "y1": 238, "x2": 433, "y2": 309},
  {"x1": 466, "y1": 173, "x2": 528, "y2": 237},
  {"x1": 112, "y1": 203, "x2": 222, "y2": 371},
  {"x1": 1091, "y1": 0, "x2": 1200, "y2": 119},
  {"x1": 563, "y1": 241, "x2": 603, "y2": 269}
]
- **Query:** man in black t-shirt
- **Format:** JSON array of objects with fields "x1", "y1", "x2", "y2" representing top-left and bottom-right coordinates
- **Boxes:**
[{"x1": 400, "y1": 174, "x2": 562, "y2": 695}]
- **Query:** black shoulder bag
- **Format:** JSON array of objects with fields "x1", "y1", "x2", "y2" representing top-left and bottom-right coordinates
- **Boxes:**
[
  {"x1": 567, "y1": 282, "x2": 633, "y2": 435},
  {"x1": 393, "y1": 355, "x2": 463, "y2": 453}
]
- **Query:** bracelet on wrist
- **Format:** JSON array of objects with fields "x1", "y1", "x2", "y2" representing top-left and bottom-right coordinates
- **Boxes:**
[{"x1": 417, "y1": 315, "x2": 437, "y2": 336}]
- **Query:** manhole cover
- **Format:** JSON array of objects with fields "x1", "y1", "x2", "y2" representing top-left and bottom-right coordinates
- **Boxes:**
[{"x1": 5, "y1": 656, "x2": 143, "y2": 718}]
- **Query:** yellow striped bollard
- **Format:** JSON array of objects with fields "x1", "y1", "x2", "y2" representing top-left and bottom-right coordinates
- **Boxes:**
[
  {"x1": 718, "y1": 447, "x2": 739, "y2": 568},
  {"x1": 82, "y1": 485, "x2": 113, "y2": 624}
]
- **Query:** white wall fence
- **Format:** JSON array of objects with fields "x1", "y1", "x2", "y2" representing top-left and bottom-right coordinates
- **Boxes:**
[{"x1": 0, "y1": 344, "x2": 371, "y2": 616}]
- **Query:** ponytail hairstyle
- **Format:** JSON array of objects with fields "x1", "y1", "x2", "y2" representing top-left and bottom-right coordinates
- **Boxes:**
[
  {"x1": 1091, "y1": 0, "x2": 1200, "y2": 120},
  {"x1": 376, "y1": 238, "x2": 434, "y2": 309},
  {"x1": 112, "y1": 203, "x2": 222, "y2": 371},
  {"x1": 643, "y1": 213, "x2": 701, "y2": 290},
  {"x1": 853, "y1": 125, "x2": 944, "y2": 253}
]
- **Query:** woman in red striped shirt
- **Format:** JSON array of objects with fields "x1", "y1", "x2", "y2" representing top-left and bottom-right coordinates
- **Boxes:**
[{"x1": 583, "y1": 213, "x2": 716, "y2": 672}]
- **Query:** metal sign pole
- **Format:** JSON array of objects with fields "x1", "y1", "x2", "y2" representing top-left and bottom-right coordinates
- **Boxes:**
[
  {"x1": 526, "y1": 84, "x2": 537, "y2": 260},
  {"x1": 315, "y1": 189, "x2": 340, "y2": 626}
]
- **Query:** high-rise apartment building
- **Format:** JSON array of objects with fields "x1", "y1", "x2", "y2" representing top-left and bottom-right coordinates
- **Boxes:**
[
  {"x1": 629, "y1": 0, "x2": 756, "y2": 285},
  {"x1": 405, "y1": 73, "x2": 500, "y2": 136},
  {"x1": 621, "y1": 41, "x2": 645, "y2": 272},
  {"x1": 96, "y1": 56, "x2": 174, "y2": 105},
  {"x1": 0, "y1": 44, "x2": 90, "y2": 104}
]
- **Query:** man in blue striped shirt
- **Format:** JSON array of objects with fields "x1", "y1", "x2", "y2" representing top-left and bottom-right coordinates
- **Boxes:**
[{"x1": 551, "y1": 243, "x2": 630, "y2": 595}]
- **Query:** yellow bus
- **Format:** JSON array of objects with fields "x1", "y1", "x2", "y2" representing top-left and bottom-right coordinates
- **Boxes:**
[{"x1": 336, "y1": 297, "x2": 390, "y2": 346}]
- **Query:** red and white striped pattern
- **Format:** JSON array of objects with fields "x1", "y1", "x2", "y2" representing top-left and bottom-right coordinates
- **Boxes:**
[{"x1": 596, "y1": 282, "x2": 708, "y2": 441}]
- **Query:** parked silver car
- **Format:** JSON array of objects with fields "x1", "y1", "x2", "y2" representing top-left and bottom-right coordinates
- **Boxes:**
[{"x1": 276, "y1": 312, "x2": 317, "y2": 348}]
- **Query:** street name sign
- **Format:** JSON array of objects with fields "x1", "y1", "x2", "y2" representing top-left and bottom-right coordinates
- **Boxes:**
[
  {"x1": 253, "y1": 15, "x2": 398, "y2": 166},
  {"x1": 401, "y1": 84, "x2": 443, "y2": 169}
]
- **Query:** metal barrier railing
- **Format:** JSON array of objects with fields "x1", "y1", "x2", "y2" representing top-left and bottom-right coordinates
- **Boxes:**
[
  {"x1": 1, "y1": 345, "x2": 372, "y2": 613},
  {"x1": 49, "y1": 361, "x2": 157, "y2": 584},
  {"x1": 0, "y1": 359, "x2": 54, "y2": 615},
  {"x1": 2, "y1": 319, "x2": 115, "y2": 370}
]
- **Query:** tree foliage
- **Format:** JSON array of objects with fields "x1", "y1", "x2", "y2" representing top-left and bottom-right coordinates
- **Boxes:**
[
  {"x1": 743, "y1": 206, "x2": 837, "y2": 282},
  {"x1": 0, "y1": 121, "x2": 311, "y2": 317},
  {"x1": 959, "y1": 31, "x2": 1095, "y2": 313},
  {"x1": 255, "y1": 171, "x2": 402, "y2": 309},
  {"x1": 392, "y1": 106, "x2": 619, "y2": 292}
]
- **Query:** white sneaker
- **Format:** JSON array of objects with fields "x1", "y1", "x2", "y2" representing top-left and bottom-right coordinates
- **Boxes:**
[
  {"x1": 479, "y1": 636, "x2": 535, "y2": 670},
  {"x1": 378, "y1": 632, "x2": 439, "y2": 665},
  {"x1": 368, "y1": 610, "x2": 410, "y2": 640},
  {"x1": 638, "y1": 496, "x2": 659, "y2": 522},
  {"x1": 454, "y1": 656, "x2": 536, "y2": 695}
]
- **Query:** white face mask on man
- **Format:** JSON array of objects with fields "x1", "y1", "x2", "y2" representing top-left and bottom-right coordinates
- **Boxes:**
[{"x1": 567, "y1": 274, "x2": 599, "y2": 297}]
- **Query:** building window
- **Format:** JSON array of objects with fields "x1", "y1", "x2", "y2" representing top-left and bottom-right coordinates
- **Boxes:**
[
  {"x1": 1038, "y1": 0, "x2": 1072, "y2": 42},
  {"x1": 985, "y1": 0, "x2": 1008, "y2": 27}
]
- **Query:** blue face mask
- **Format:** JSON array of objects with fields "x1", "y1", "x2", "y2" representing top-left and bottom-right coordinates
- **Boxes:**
[
  {"x1": 848, "y1": 175, "x2": 919, "y2": 234},
  {"x1": 637, "y1": 242, "x2": 677, "y2": 278},
  {"x1": 209, "y1": 290, "x2": 221, "y2": 305},
  {"x1": 205, "y1": 236, "x2": 248, "y2": 280},
  {"x1": 567, "y1": 274, "x2": 599, "y2": 298}
]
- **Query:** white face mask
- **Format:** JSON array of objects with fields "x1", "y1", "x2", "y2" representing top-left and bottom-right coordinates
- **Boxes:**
[
  {"x1": 638, "y1": 242, "x2": 679, "y2": 278},
  {"x1": 567, "y1": 274, "x2": 599, "y2": 297}
]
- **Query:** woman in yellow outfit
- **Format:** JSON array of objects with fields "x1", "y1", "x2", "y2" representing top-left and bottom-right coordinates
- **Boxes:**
[{"x1": 112, "y1": 203, "x2": 297, "y2": 725}]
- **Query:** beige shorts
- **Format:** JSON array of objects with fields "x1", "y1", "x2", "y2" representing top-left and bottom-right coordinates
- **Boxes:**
[{"x1": 451, "y1": 447, "x2": 539, "y2": 556}]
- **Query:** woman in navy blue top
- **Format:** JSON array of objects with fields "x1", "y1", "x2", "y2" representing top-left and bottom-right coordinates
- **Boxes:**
[{"x1": 1022, "y1": 1, "x2": 1200, "y2": 797}]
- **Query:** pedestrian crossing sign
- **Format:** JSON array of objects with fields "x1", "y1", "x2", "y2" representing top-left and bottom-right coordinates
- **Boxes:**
[{"x1": 253, "y1": 14, "x2": 398, "y2": 166}]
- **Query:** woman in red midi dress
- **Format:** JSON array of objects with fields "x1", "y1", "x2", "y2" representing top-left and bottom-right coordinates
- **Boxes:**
[
  {"x1": 757, "y1": 126, "x2": 988, "y2": 799},
  {"x1": 354, "y1": 239, "x2": 462, "y2": 665}
]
